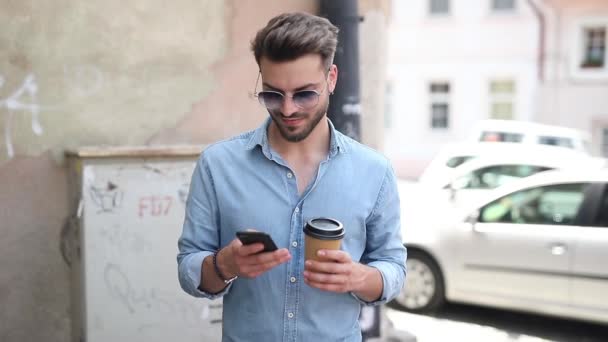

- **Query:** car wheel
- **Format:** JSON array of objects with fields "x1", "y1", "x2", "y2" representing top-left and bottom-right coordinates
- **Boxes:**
[{"x1": 391, "y1": 249, "x2": 445, "y2": 313}]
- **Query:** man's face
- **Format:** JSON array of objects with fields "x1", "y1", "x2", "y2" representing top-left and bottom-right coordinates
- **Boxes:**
[{"x1": 259, "y1": 54, "x2": 337, "y2": 143}]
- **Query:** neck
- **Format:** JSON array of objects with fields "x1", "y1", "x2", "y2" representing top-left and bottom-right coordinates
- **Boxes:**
[{"x1": 268, "y1": 117, "x2": 331, "y2": 160}]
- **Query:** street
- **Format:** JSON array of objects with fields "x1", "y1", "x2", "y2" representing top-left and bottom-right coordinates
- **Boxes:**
[{"x1": 387, "y1": 304, "x2": 608, "y2": 342}]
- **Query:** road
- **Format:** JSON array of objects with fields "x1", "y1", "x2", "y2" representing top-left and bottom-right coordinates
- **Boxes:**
[{"x1": 387, "y1": 304, "x2": 608, "y2": 342}]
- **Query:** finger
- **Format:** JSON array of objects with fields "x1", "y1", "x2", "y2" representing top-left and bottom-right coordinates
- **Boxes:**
[
  {"x1": 304, "y1": 260, "x2": 350, "y2": 275},
  {"x1": 303, "y1": 270, "x2": 347, "y2": 285},
  {"x1": 304, "y1": 278, "x2": 348, "y2": 293},
  {"x1": 238, "y1": 248, "x2": 290, "y2": 266},
  {"x1": 236, "y1": 242, "x2": 266, "y2": 256},
  {"x1": 242, "y1": 253, "x2": 291, "y2": 275},
  {"x1": 231, "y1": 238, "x2": 243, "y2": 248},
  {"x1": 317, "y1": 249, "x2": 351, "y2": 263},
  {"x1": 254, "y1": 248, "x2": 290, "y2": 263}
]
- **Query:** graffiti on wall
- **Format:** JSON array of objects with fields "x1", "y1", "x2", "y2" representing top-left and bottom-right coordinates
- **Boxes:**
[{"x1": 0, "y1": 66, "x2": 104, "y2": 159}]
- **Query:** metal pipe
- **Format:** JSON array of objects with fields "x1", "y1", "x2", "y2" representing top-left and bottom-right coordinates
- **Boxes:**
[{"x1": 320, "y1": 0, "x2": 362, "y2": 142}]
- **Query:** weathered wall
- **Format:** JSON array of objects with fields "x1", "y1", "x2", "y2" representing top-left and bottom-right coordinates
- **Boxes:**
[
  {"x1": 0, "y1": 1, "x2": 312, "y2": 341},
  {"x1": 0, "y1": 1, "x2": 389, "y2": 341}
]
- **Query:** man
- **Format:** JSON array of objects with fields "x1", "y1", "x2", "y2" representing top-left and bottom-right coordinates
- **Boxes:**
[{"x1": 177, "y1": 12, "x2": 406, "y2": 342}]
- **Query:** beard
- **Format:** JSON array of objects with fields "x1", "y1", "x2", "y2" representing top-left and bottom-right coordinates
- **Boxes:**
[{"x1": 268, "y1": 97, "x2": 329, "y2": 143}]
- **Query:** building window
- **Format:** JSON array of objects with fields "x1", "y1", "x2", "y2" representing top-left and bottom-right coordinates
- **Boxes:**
[
  {"x1": 489, "y1": 80, "x2": 515, "y2": 120},
  {"x1": 429, "y1": 0, "x2": 450, "y2": 15},
  {"x1": 602, "y1": 128, "x2": 608, "y2": 157},
  {"x1": 581, "y1": 27, "x2": 606, "y2": 69},
  {"x1": 430, "y1": 82, "x2": 450, "y2": 129},
  {"x1": 492, "y1": 0, "x2": 515, "y2": 11}
]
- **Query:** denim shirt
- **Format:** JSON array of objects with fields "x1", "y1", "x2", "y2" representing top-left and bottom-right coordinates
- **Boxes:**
[{"x1": 177, "y1": 118, "x2": 406, "y2": 342}]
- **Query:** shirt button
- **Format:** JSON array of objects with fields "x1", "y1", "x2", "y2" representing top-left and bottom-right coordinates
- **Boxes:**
[
  {"x1": 294, "y1": 207, "x2": 300, "y2": 213},
  {"x1": 288, "y1": 312, "x2": 294, "y2": 318},
  {"x1": 290, "y1": 276, "x2": 296, "y2": 283},
  {"x1": 292, "y1": 241, "x2": 298, "y2": 247},
  {"x1": 287, "y1": 172, "x2": 293, "y2": 178}
]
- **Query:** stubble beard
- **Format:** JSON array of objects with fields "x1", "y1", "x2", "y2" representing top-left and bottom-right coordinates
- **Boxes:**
[{"x1": 270, "y1": 98, "x2": 329, "y2": 143}]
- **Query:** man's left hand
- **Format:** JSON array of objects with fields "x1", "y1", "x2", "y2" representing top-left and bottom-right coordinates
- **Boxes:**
[{"x1": 303, "y1": 250, "x2": 366, "y2": 293}]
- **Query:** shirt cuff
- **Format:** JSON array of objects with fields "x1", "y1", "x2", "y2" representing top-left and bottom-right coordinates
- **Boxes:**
[
  {"x1": 349, "y1": 262, "x2": 390, "y2": 306},
  {"x1": 179, "y1": 250, "x2": 233, "y2": 299}
]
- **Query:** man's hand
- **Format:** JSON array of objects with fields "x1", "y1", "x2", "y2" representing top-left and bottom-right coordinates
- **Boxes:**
[
  {"x1": 218, "y1": 237, "x2": 291, "y2": 279},
  {"x1": 303, "y1": 250, "x2": 383, "y2": 302},
  {"x1": 303, "y1": 250, "x2": 367, "y2": 293}
]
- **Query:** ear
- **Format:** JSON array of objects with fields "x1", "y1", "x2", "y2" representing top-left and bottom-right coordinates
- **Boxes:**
[{"x1": 328, "y1": 64, "x2": 338, "y2": 93}]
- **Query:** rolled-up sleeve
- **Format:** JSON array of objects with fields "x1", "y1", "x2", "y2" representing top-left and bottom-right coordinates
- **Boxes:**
[
  {"x1": 177, "y1": 154, "x2": 232, "y2": 299},
  {"x1": 352, "y1": 163, "x2": 407, "y2": 306}
]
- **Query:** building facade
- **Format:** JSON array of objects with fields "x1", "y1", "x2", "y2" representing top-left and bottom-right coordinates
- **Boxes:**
[{"x1": 386, "y1": 0, "x2": 608, "y2": 179}]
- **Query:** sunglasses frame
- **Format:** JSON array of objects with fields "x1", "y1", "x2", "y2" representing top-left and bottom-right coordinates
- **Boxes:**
[{"x1": 252, "y1": 70, "x2": 331, "y2": 110}]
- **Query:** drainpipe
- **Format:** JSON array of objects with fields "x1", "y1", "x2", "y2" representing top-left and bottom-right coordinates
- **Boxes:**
[
  {"x1": 320, "y1": 0, "x2": 362, "y2": 142},
  {"x1": 527, "y1": 0, "x2": 546, "y2": 82}
]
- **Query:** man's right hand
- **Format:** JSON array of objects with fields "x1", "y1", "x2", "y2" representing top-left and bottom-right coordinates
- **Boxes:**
[{"x1": 218, "y1": 237, "x2": 291, "y2": 279}]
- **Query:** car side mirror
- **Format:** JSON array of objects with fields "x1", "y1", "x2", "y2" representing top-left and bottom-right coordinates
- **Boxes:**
[
  {"x1": 448, "y1": 177, "x2": 469, "y2": 202},
  {"x1": 449, "y1": 183, "x2": 457, "y2": 202},
  {"x1": 466, "y1": 210, "x2": 480, "y2": 226}
]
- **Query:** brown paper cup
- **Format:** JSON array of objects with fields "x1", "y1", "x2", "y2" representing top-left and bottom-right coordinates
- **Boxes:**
[{"x1": 303, "y1": 218, "x2": 344, "y2": 261}]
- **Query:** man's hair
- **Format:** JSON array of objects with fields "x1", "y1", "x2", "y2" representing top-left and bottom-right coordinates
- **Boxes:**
[{"x1": 251, "y1": 12, "x2": 339, "y2": 70}]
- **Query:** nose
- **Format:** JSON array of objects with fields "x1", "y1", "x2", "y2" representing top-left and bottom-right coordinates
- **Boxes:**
[{"x1": 279, "y1": 95, "x2": 299, "y2": 117}]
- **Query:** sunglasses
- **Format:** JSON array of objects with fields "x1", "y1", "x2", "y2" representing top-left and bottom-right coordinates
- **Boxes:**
[{"x1": 252, "y1": 72, "x2": 328, "y2": 110}]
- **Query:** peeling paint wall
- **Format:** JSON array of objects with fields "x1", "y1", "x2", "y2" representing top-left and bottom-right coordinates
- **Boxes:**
[
  {"x1": 0, "y1": 1, "x2": 227, "y2": 163},
  {"x1": 0, "y1": 1, "x2": 389, "y2": 341}
]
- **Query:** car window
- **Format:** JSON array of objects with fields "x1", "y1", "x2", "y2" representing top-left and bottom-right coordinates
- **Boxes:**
[
  {"x1": 593, "y1": 186, "x2": 608, "y2": 227},
  {"x1": 479, "y1": 131, "x2": 524, "y2": 143},
  {"x1": 538, "y1": 136, "x2": 574, "y2": 149},
  {"x1": 446, "y1": 155, "x2": 475, "y2": 168},
  {"x1": 453, "y1": 164, "x2": 553, "y2": 190},
  {"x1": 479, "y1": 183, "x2": 589, "y2": 225}
]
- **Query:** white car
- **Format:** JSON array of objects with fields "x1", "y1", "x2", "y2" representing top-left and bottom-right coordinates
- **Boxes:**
[
  {"x1": 419, "y1": 142, "x2": 591, "y2": 186},
  {"x1": 469, "y1": 119, "x2": 591, "y2": 153},
  {"x1": 401, "y1": 147, "x2": 605, "y2": 223},
  {"x1": 394, "y1": 169, "x2": 608, "y2": 325}
]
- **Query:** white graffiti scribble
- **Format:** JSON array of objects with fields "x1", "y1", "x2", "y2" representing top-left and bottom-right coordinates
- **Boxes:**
[
  {"x1": 0, "y1": 74, "x2": 44, "y2": 158},
  {"x1": 1, "y1": 66, "x2": 103, "y2": 159},
  {"x1": 103, "y1": 263, "x2": 222, "y2": 326}
]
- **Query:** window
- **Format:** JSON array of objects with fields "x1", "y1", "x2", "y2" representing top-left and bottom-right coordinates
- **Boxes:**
[
  {"x1": 538, "y1": 136, "x2": 574, "y2": 149},
  {"x1": 446, "y1": 155, "x2": 474, "y2": 168},
  {"x1": 451, "y1": 164, "x2": 552, "y2": 190},
  {"x1": 489, "y1": 80, "x2": 515, "y2": 120},
  {"x1": 492, "y1": 0, "x2": 515, "y2": 11},
  {"x1": 594, "y1": 186, "x2": 608, "y2": 227},
  {"x1": 429, "y1": 0, "x2": 450, "y2": 15},
  {"x1": 602, "y1": 128, "x2": 608, "y2": 157},
  {"x1": 430, "y1": 82, "x2": 450, "y2": 129},
  {"x1": 581, "y1": 27, "x2": 606, "y2": 69},
  {"x1": 479, "y1": 183, "x2": 588, "y2": 225},
  {"x1": 479, "y1": 131, "x2": 523, "y2": 143}
]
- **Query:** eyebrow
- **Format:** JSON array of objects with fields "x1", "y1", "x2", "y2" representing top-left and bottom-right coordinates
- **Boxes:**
[{"x1": 262, "y1": 82, "x2": 320, "y2": 93}]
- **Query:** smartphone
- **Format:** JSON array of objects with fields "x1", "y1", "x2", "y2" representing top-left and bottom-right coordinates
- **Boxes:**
[{"x1": 236, "y1": 231, "x2": 278, "y2": 252}]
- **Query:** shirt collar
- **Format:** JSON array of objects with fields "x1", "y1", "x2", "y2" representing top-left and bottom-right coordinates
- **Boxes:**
[{"x1": 245, "y1": 116, "x2": 349, "y2": 157}]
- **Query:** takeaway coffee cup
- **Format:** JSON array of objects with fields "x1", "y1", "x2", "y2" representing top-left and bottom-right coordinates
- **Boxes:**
[{"x1": 303, "y1": 218, "x2": 345, "y2": 261}]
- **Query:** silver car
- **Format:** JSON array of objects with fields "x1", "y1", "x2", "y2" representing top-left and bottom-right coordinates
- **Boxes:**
[{"x1": 394, "y1": 169, "x2": 608, "y2": 325}]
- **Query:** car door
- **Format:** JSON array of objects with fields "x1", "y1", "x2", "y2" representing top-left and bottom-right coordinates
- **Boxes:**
[
  {"x1": 454, "y1": 182, "x2": 588, "y2": 309},
  {"x1": 570, "y1": 182, "x2": 608, "y2": 323}
]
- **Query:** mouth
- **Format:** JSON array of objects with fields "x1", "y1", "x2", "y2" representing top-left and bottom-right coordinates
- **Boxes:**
[{"x1": 281, "y1": 117, "x2": 304, "y2": 127}]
